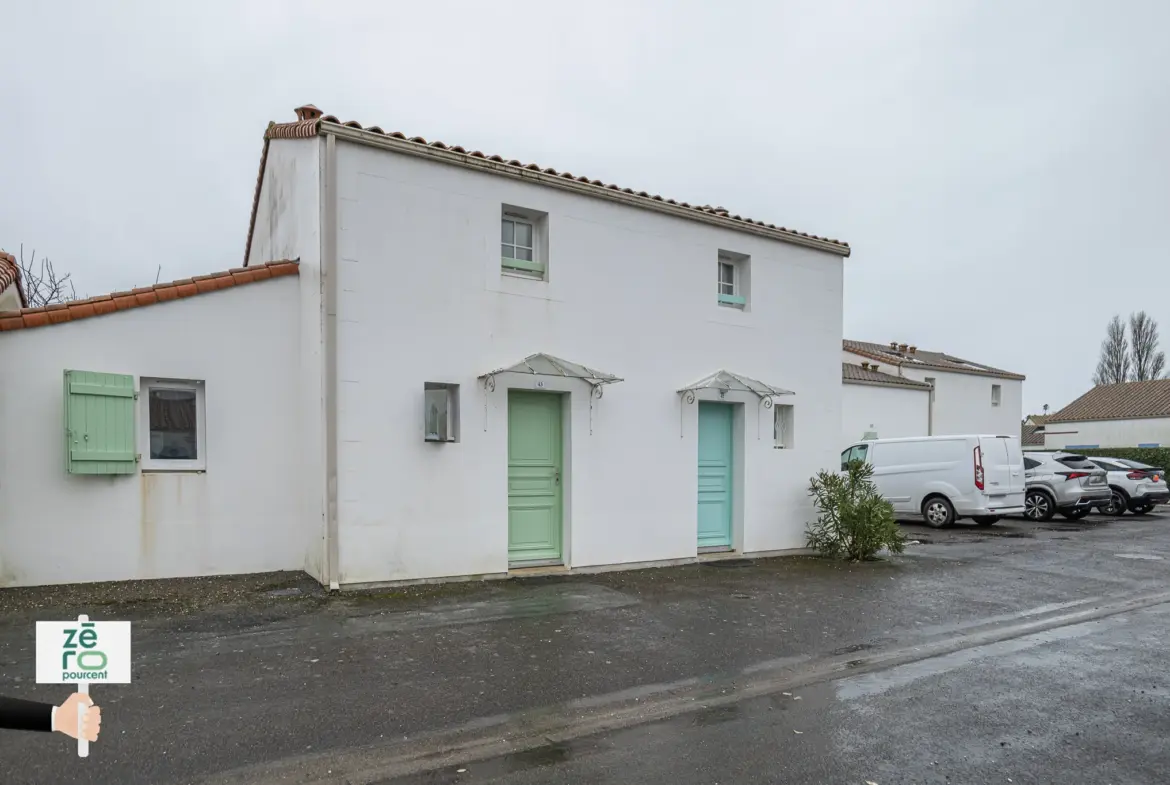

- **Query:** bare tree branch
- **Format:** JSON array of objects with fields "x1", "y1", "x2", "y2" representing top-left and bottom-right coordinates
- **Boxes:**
[
  {"x1": 1093, "y1": 314, "x2": 1131, "y2": 386},
  {"x1": 16, "y1": 244, "x2": 78, "y2": 308},
  {"x1": 1129, "y1": 310, "x2": 1167, "y2": 381}
]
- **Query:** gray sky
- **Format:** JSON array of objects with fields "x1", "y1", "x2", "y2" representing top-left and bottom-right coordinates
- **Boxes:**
[{"x1": 3, "y1": 0, "x2": 1167, "y2": 416}]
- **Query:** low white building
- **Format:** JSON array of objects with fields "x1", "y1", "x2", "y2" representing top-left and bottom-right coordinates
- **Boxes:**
[
  {"x1": 1043, "y1": 380, "x2": 1170, "y2": 449},
  {"x1": 841, "y1": 340, "x2": 1024, "y2": 446},
  {"x1": 0, "y1": 104, "x2": 852, "y2": 589},
  {"x1": 841, "y1": 362, "x2": 932, "y2": 445}
]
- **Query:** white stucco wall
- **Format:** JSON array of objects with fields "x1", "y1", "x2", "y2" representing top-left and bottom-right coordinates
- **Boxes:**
[
  {"x1": 1043, "y1": 418, "x2": 1170, "y2": 449},
  {"x1": 0, "y1": 284, "x2": 21, "y2": 312},
  {"x1": 841, "y1": 383, "x2": 929, "y2": 447},
  {"x1": 896, "y1": 368, "x2": 1022, "y2": 437},
  {"x1": 329, "y1": 139, "x2": 845, "y2": 585},
  {"x1": 0, "y1": 278, "x2": 307, "y2": 588},
  {"x1": 247, "y1": 137, "x2": 326, "y2": 580}
]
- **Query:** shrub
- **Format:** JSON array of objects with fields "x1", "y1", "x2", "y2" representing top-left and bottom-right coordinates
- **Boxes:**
[{"x1": 806, "y1": 460, "x2": 904, "y2": 561}]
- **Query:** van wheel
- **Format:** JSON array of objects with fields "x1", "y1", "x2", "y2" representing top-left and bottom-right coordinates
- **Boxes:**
[
  {"x1": 922, "y1": 496, "x2": 956, "y2": 528},
  {"x1": 973, "y1": 516, "x2": 1000, "y2": 526},
  {"x1": 1024, "y1": 490, "x2": 1055, "y2": 522}
]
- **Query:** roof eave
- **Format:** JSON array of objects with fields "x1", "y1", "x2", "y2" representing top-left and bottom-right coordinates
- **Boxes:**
[
  {"x1": 1047, "y1": 413, "x2": 1170, "y2": 425},
  {"x1": 319, "y1": 122, "x2": 852, "y2": 257},
  {"x1": 843, "y1": 378, "x2": 931, "y2": 391}
]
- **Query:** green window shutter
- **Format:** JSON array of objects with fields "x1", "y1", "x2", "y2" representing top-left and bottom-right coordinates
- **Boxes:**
[{"x1": 64, "y1": 370, "x2": 138, "y2": 475}]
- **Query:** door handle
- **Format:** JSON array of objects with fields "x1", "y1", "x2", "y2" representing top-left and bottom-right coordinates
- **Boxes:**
[{"x1": 554, "y1": 469, "x2": 561, "y2": 485}]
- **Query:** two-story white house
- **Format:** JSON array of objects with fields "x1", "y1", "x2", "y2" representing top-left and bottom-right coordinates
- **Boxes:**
[
  {"x1": 841, "y1": 340, "x2": 1024, "y2": 445},
  {"x1": 0, "y1": 104, "x2": 851, "y2": 590}
]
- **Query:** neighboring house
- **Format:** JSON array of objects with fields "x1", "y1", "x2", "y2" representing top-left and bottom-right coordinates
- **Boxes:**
[
  {"x1": 0, "y1": 251, "x2": 28, "y2": 312},
  {"x1": 0, "y1": 104, "x2": 852, "y2": 590},
  {"x1": 841, "y1": 361, "x2": 932, "y2": 444},
  {"x1": 1021, "y1": 414, "x2": 1049, "y2": 448},
  {"x1": 1043, "y1": 380, "x2": 1170, "y2": 449},
  {"x1": 842, "y1": 340, "x2": 1024, "y2": 442}
]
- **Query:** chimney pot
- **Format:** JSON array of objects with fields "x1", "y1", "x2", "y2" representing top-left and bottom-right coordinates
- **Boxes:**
[
  {"x1": 908, "y1": 345, "x2": 917, "y2": 354},
  {"x1": 898, "y1": 343, "x2": 909, "y2": 352},
  {"x1": 872, "y1": 364, "x2": 880, "y2": 372},
  {"x1": 861, "y1": 361, "x2": 870, "y2": 370},
  {"x1": 295, "y1": 104, "x2": 323, "y2": 121},
  {"x1": 889, "y1": 341, "x2": 898, "y2": 350}
]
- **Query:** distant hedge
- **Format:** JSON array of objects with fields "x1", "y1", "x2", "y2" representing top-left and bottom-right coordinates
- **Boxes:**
[{"x1": 1064, "y1": 447, "x2": 1170, "y2": 469}]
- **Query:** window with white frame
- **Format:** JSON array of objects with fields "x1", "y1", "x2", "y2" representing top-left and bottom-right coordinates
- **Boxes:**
[
  {"x1": 501, "y1": 206, "x2": 548, "y2": 279},
  {"x1": 140, "y1": 378, "x2": 206, "y2": 471},
  {"x1": 991, "y1": 384, "x2": 1002, "y2": 407},
  {"x1": 774, "y1": 404, "x2": 795, "y2": 448},
  {"x1": 717, "y1": 251, "x2": 749, "y2": 308}
]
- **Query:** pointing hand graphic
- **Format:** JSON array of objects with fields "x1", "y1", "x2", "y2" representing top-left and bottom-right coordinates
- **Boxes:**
[{"x1": 53, "y1": 692, "x2": 101, "y2": 743}]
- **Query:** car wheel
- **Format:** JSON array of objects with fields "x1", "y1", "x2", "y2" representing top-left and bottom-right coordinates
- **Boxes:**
[
  {"x1": 1061, "y1": 509, "x2": 1089, "y2": 521},
  {"x1": 1104, "y1": 491, "x2": 1128, "y2": 517},
  {"x1": 922, "y1": 496, "x2": 956, "y2": 528},
  {"x1": 1131, "y1": 503, "x2": 1153, "y2": 516},
  {"x1": 973, "y1": 515, "x2": 1000, "y2": 526},
  {"x1": 1024, "y1": 490, "x2": 1055, "y2": 522}
]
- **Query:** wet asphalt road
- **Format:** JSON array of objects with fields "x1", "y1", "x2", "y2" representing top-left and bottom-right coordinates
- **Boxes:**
[{"x1": 0, "y1": 512, "x2": 1168, "y2": 784}]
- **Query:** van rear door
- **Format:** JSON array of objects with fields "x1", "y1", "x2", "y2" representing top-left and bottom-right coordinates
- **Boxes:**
[{"x1": 979, "y1": 436, "x2": 1025, "y2": 498}]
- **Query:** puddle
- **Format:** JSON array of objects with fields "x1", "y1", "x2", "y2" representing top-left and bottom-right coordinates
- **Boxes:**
[
  {"x1": 264, "y1": 588, "x2": 303, "y2": 598},
  {"x1": 1115, "y1": 553, "x2": 1164, "y2": 561},
  {"x1": 693, "y1": 704, "x2": 741, "y2": 726}
]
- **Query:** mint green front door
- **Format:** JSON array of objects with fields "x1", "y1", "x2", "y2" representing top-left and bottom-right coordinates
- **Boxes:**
[
  {"x1": 508, "y1": 391, "x2": 564, "y2": 565},
  {"x1": 697, "y1": 402, "x2": 733, "y2": 549}
]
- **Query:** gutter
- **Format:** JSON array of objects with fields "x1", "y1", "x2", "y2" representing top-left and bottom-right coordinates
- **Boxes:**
[
  {"x1": 321, "y1": 132, "x2": 341, "y2": 591},
  {"x1": 322, "y1": 123, "x2": 851, "y2": 258}
]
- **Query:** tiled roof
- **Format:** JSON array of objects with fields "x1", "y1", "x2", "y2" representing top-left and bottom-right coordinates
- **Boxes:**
[
  {"x1": 0, "y1": 261, "x2": 297, "y2": 333},
  {"x1": 842, "y1": 362, "x2": 933, "y2": 390},
  {"x1": 1025, "y1": 414, "x2": 1052, "y2": 425},
  {"x1": 244, "y1": 104, "x2": 851, "y2": 265},
  {"x1": 843, "y1": 339, "x2": 1025, "y2": 381},
  {"x1": 0, "y1": 251, "x2": 28, "y2": 308},
  {"x1": 1021, "y1": 423, "x2": 1045, "y2": 446},
  {"x1": 1047, "y1": 380, "x2": 1170, "y2": 424}
]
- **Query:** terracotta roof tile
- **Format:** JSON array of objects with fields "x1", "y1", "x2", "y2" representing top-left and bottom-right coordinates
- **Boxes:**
[
  {"x1": 0, "y1": 251, "x2": 28, "y2": 308},
  {"x1": 843, "y1": 339, "x2": 1025, "y2": 381},
  {"x1": 1047, "y1": 380, "x2": 1170, "y2": 424},
  {"x1": 244, "y1": 104, "x2": 851, "y2": 265},
  {"x1": 842, "y1": 362, "x2": 933, "y2": 389},
  {"x1": 1021, "y1": 423, "x2": 1045, "y2": 446},
  {"x1": 0, "y1": 260, "x2": 297, "y2": 333}
]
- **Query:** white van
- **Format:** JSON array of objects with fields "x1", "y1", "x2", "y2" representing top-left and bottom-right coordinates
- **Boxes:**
[{"x1": 840, "y1": 434, "x2": 1026, "y2": 527}]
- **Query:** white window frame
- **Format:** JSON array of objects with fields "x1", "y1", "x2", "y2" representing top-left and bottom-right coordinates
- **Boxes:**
[
  {"x1": 717, "y1": 251, "x2": 749, "y2": 309},
  {"x1": 991, "y1": 384, "x2": 1002, "y2": 407},
  {"x1": 773, "y1": 403, "x2": 795, "y2": 449},
  {"x1": 139, "y1": 378, "x2": 207, "y2": 472},
  {"x1": 501, "y1": 206, "x2": 548, "y2": 280}
]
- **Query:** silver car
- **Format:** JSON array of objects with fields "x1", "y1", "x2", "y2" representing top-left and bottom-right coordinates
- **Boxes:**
[
  {"x1": 1022, "y1": 452, "x2": 1111, "y2": 521},
  {"x1": 1087, "y1": 457, "x2": 1170, "y2": 516}
]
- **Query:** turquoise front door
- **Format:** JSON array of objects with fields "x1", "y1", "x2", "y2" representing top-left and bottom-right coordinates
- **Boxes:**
[
  {"x1": 507, "y1": 391, "x2": 564, "y2": 565},
  {"x1": 697, "y1": 402, "x2": 733, "y2": 549}
]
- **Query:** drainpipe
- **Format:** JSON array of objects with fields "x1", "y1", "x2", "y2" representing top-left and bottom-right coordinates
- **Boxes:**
[{"x1": 322, "y1": 132, "x2": 341, "y2": 591}]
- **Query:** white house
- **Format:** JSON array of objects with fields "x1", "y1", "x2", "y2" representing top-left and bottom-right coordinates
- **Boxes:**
[
  {"x1": 0, "y1": 251, "x2": 26, "y2": 312},
  {"x1": 841, "y1": 361, "x2": 932, "y2": 445},
  {"x1": 841, "y1": 340, "x2": 1024, "y2": 445},
  {"x1": 0, "y1": 103, "x2": 852, "y2": 590},
  {"x1": 1043, "y1": 380, "x2": 1170, "y2": 449}
]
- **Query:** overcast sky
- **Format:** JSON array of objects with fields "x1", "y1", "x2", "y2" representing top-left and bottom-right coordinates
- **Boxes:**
[{"x1": 2, "y1": 0, "x2": 1167, "y2": 415}]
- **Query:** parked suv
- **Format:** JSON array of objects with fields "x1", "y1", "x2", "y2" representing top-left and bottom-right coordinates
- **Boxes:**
[
  {"x1": 1022, "y1": 452, "x2": 1111, "y2": 521},
  {"x1": 1087, "y1": 457, "x2": 1169, "y2": 515}
]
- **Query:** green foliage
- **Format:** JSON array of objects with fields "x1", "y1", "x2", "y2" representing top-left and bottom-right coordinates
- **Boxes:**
[
  {"x1": 1063, "y1": 447, "x2": 1170, "y2": 470},
  {"x1": 806, "y1": 461, "x2": 904, "y2": 561}
]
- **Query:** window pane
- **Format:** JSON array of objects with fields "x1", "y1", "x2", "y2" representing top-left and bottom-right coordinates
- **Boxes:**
[
  {"x1": 515, "y1": 221, "x2": 533, "y2": 247},
  {"x1": 502, "y1": 219, "x2": 514, "y2": 244},
  {"x1": 719, "y1": 262, "x2": 735, "y2": 286},
  {"x1": 425, "y1": 389, "x2": 449, "y2": 441},
  {"x1": 515, "y1": 246, "x2": 533, "y2": 261},
  {"x1": 149, "y1": 388, "x2": 198, "y2": 460},
  {"x1": 502, "y1": 243, "x2": 515, "y2": 258},
  {"x1": 719, "y1": 282, "x2": 735, "y2": 295}
]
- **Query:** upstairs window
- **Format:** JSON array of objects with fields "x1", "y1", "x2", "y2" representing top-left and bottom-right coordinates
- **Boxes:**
[
  {"x1": 716, "y1": 251, "x2": 749, "y2": 308},
  {"x1": 992, "y1": 384, "x2": 1002, "y2": 407},
  {"x1": 501, "y1": 206, "x2": 548, "y2": 279}
]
